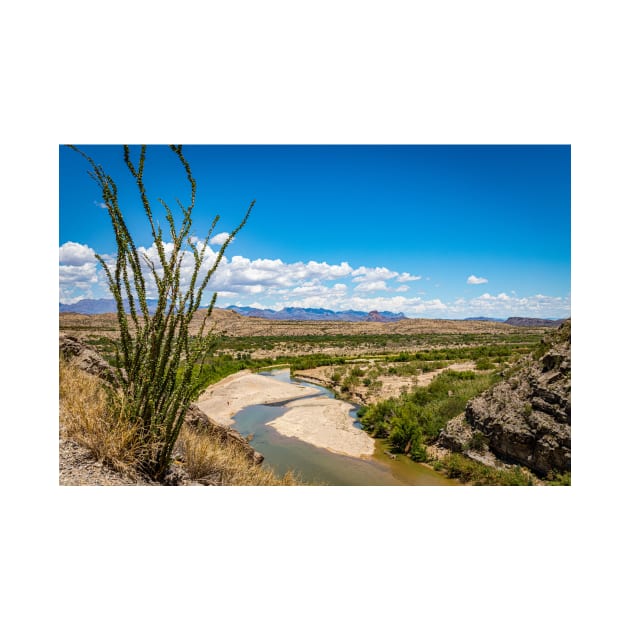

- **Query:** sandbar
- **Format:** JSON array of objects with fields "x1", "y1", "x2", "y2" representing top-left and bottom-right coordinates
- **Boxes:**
[
  {"x1": 195, "y1": 370, "x2": 316, "y2": 426},
  {"x1": 268, "y1": 397, "x2": 375, "y2": 458}
]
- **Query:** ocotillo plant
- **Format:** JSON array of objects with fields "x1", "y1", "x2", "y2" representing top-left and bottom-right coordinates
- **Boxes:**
[{"x1": 68, "y1": 145, "x2": 254, "y2": 481}]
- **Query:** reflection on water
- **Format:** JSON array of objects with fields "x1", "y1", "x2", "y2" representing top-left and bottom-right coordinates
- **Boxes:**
[{"x1": 232, "y1": 368, "x2": 456, "y2": 486}]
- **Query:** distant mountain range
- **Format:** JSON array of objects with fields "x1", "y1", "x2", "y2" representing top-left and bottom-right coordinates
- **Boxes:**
[
  {"x1": 503, "y1": 317, "x2": 567, "y2": 328},
  {"x1": 466, "y1": 316, "x2": 566, "y2": 327},
  {"x1": 59, "y1": 299, "x2": 567, "y2": 327},
  {"x1": 464, "y1": 316, "x2": 506, "y2": 322},
  {"x1": 59, "y1": 298, "x2": 160, "y2": 315},
  {"x1": 225, "y1": 306, "x2": 408, "y2": 322},
  {"x1": 58, "y1": 299, "x2": 408, "y2": 321}
]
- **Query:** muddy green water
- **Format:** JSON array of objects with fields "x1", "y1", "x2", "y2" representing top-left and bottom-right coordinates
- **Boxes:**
[{"x1": 232, "y1": 368, "x2": 457, "y2": 486}]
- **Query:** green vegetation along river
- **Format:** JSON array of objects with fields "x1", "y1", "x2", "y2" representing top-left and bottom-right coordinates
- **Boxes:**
[{"x1": 231, "y1": 368, "x2": 458, "y2": 485}]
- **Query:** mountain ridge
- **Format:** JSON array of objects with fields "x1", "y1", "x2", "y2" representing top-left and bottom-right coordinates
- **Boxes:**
[
  {"x1": 59, "y1": 299, "x2": 568, "y2": 325},
  {"x1": 225, "y1": 305, "x2": 408, "y2": 322}
]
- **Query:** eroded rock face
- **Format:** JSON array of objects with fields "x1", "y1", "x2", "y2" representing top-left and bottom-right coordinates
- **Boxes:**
[
  {"x1": 437, "y1": 413, "x2": 472, "y2": 453},
  {"x1": 59, "y1": 334, "x2": 120, "y2": 385},
  {"x1": 465, "y1": 321, "x2": 571, "y2": 475}
]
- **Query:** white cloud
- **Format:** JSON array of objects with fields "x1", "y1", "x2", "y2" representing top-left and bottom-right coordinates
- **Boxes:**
[
  {"x1": 257, "y1": 291, "x2": 570, "y2": 319},
  {"x1": 210, "y1": 256, "x2": 353, "y2": 290},
  {"x1": 59, "y1": 294, "x2": 89, "y2": 305},
  {"x1": 354, "y1": 280, "x2": 388, "y2": 293},
  {"x1": 397, "y1": 272, "x2": 421, "y2": 282},
  {"x1": 209, "y1": 232, "x2": 230, "y2": 246},
  {"x1": 351, "y1": 266, "x2": 398, "y2": 282},
  {"x1": 281, "y1": 282, "x2": 348, "y2": 301},
  {"x1": 59, "y1": 262, "x2": 99, "y2": 285},
  {"x1": 291, "y1": 283, "x2": 329, "y2": 296},
  {"x1": 240, "y1": 284, "x2": 265, "y2": 294},
  {"x1": 59, "y1": 242, "x2": 97, "y2": 265},
  {"x1": 461, "y1": 292, "x2": 571, "y2": 318},
  {"x1": 58, "y1": 240, "x2": 569, "y2": 318},
  {"x1": 59, "y1": 249, "x2": 102, "y2": 303},
  {"x1": 351, "y1": 267, "x2": 420, "y2": 285},
  {"x1": 467, "y1": 275, "x2": 488, "y2": 285}
]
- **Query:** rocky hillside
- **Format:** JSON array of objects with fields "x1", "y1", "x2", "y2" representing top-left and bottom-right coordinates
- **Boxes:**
[
  {"x1": 59, "y1": 334, "x2": 265, "y2": 484},
  {"x1": 439, "y1": 320, "x2": 571, "y2": 476}
]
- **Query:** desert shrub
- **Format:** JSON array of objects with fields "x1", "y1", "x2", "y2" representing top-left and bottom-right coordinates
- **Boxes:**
[
  {"x1": 409, "y1": 436, "x2": 428, "y2": 462},
  {"x1": 361, "y1": 370, "x2": 499, "y2": 461},
  {"x1": 388, "y1": 412, "x2": 420, "y2": 453},
  {"x1": 360, "y1": 399, "x2": 397, "y2": 436},
  {"x1": 68, "y1": 145, "x2": 253, "y2": 481},
  {"x1": 341, "y1": 374, "x2": 360, "y2": 392},
  {"x1": 330, "y1": 369, "x2": 343, "y2": 385},
  {"x1": 441, "y1": 453, "x2": 533, "y2": 485},
  {"x1": 475, "y1": 357, "x2": 495, "y2": 370},
  {"x1": 468, "y1": 430, "x2": 488, "y2": 452},
  {"x1": 546, "y1": 470, "x2": 571, "y2": 485}
]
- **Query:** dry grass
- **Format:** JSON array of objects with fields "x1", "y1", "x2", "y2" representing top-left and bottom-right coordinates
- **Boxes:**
[
  {"x1": 59, "y1": 360, "x2": 144, "y2": 479},
  {"x1": 60, "y1": 358, "x2": 302, "y2": 485},
  {"x1": 176, "y1": 424, "x2": 302, "y2": 485}
]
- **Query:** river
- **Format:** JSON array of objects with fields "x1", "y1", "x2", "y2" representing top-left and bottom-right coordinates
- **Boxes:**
[{"x1": 231, "y1": 368, "x2": 458, "y2": 486}]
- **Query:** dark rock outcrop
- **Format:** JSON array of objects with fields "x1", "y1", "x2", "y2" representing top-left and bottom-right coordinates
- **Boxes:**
[
  {"x1": 439, "y1": 321, "x2": 571, "y2": 476},
  {"x1": 59, "y1": 334, "x2": 120, "y2": 385}
]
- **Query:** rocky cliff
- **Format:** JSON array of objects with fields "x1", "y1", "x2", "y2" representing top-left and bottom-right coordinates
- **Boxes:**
[{"x1": 439, "y1": 320, "x2": 571, "y2": 476}]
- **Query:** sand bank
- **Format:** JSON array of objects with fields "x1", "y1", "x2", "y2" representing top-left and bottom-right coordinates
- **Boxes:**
[
  {"x1": 195, "y1": 370, "x2": 317, "y2": 426},
  {"x1": 268, "y1": 397, "x2": 375, "y2": 458}
]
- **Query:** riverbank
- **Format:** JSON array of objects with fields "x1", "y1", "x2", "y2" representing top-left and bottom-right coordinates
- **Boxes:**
[
  {"x1": 196, "y1": 369, "x2": 375, "y2": 458},
  {"x1": 293, "y1": 361, "x2": 478, "y2": 406}
]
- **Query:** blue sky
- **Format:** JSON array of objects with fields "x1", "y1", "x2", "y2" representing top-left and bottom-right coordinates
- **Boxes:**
[{"x1": 59, "y1": 145, "x2": 570, "y2": 319}]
